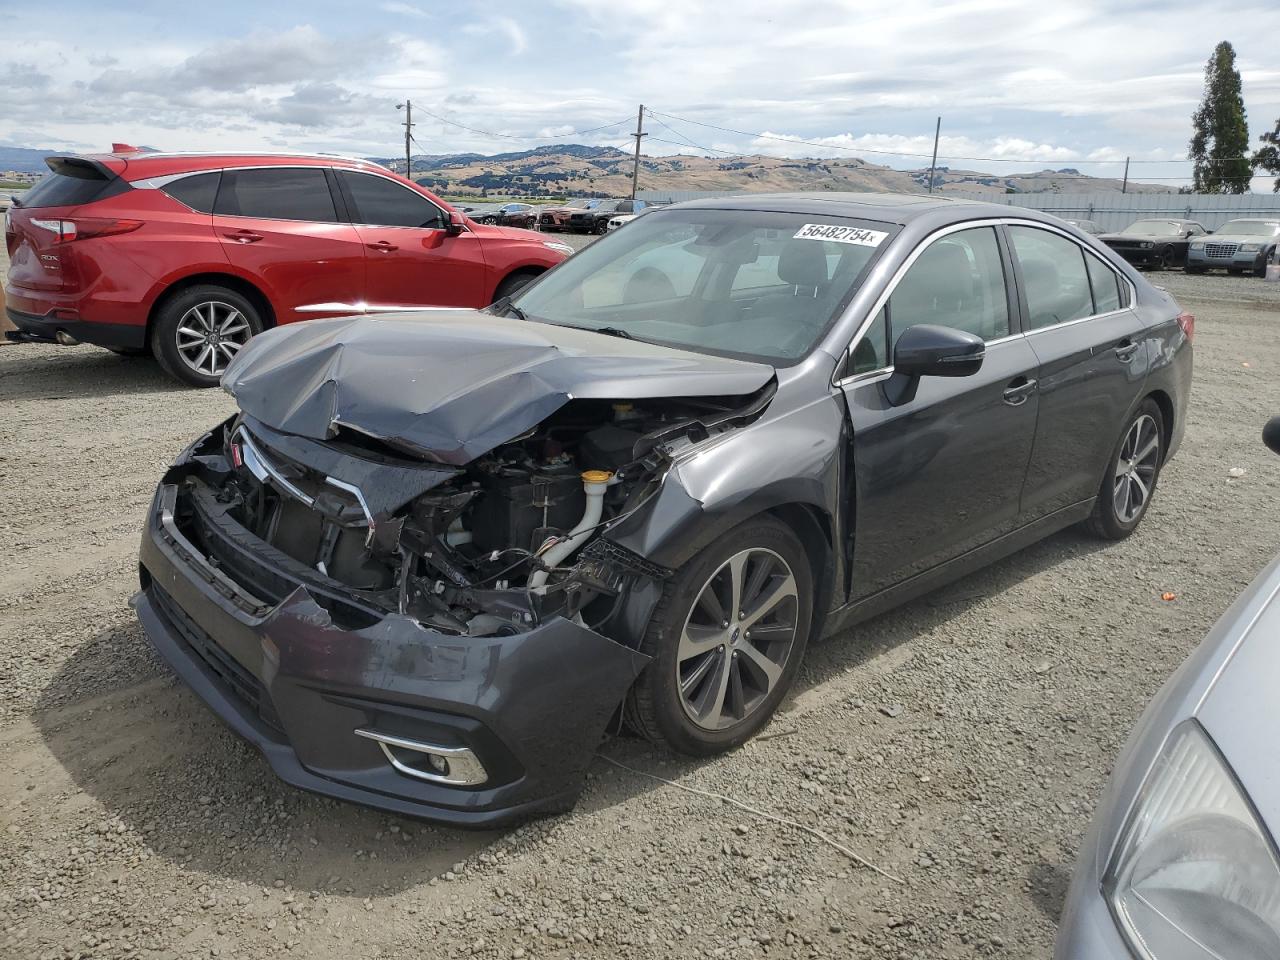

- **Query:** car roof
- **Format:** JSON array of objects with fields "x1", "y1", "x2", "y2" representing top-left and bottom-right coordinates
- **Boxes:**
[
  {"x1": 57, "y1": 150, "x2": 393, "y2": 181},
  {"x1": 667, "y1": 191, "x2": 1024, "y2": 226}
]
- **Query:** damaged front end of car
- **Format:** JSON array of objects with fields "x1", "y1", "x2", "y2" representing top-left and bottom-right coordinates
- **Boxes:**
[{"x1": 136, "y1": 312, "x2": 777, "y2": 824}]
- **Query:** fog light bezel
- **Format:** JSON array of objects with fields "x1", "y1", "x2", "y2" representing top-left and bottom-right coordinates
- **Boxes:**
[{"x1": 354, "y1": 728, "x2": 488, "y2": 787}]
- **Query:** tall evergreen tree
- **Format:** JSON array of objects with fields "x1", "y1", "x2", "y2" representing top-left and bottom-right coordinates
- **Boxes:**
[
  {"x1": 1254, "y1": 118, "x2": 1280, "y2": 193},
  {"x1": 1188, "y1": 41, "x2": 1252, "y2": 194}
]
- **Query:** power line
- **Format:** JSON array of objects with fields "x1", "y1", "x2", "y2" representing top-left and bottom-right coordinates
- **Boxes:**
[
  {"x1": 411, "y1": 105, "x2": 635, "y2": 142},
  {"x1": 645, "y1": 107, "x2": 1199, "y2": 167}
]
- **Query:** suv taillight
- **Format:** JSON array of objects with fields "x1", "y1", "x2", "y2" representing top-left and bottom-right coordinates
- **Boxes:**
[
  {"x1": 28, "y1": 217, "x2": 143, "y2": 243},
  {"x1": 1177, "y1": 312, "x2": 1195, "y2": 341}
]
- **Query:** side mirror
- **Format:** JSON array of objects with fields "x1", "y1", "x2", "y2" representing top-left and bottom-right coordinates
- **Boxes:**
[
  {"x1": 1264, "y1": 417, "x2": 1280, "y2": 456},
  {"x1": 445, "y1": 211, "x2": 466, "y2": 235},
  {"x1": 883, "y1": 324, "x2": 985, "y2": 406}
]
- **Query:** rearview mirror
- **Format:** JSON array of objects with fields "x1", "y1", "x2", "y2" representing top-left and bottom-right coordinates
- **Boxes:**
[
  {"x1": 445, "y1": 211, "x2": 466, "y2": 235},
  {"x1": 883, "y1": 324, "x2": 985, "y2": 406}
]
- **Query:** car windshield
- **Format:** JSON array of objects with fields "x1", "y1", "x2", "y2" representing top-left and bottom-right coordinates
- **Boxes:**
[
  {"x1": 1121, "y1": 220, "x2": 1184, "y2": 237},
  {"x1": 566, "y1": 198, "x2": 595, "y2": 209},
  {"x1": 508, "y1": 208, "x2": 895, "y2": 364},
  {"x1": 1216, "y1": 220, "x2": 1280, "y2": 237}
]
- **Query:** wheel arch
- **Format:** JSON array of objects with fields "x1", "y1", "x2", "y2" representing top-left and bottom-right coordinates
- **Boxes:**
[
  {"x1": 146, "y1": 272, "x2": 277, "y2": 348},
  {"x1": 490, "y1": 265, "x2": 547, "y2": 303},
  {"x1": 1145, "y1": 388, "x2": 1175, "y2": 464}
]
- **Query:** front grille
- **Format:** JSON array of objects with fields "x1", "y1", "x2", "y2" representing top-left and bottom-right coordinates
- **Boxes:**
[
  {"x1": 151, "y1": 584, "x2": 286, "y2": 736},
  {"x1": 1205, "y1": 242, "x2": 1239, "y2": 258}
]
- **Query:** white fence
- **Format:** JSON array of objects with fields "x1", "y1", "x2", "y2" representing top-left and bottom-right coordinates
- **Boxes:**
[{"x1": 637, "y1": 189, "x2": 1280, "y2": 232}]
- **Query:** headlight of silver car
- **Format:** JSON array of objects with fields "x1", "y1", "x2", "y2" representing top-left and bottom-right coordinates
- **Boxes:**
[
  {"x1": 542, "y1": 241, "x2": 574, "y2": 255},
  {"x1": 1190, "y1": 240, "x2": 1205, "y2": 250},
  {"x1": 1240, "y1": 243, "x2": 1262, "y2": 253},
  {"x1": 1105, "y1": 721, "x2": 1280, "y2": 959}
]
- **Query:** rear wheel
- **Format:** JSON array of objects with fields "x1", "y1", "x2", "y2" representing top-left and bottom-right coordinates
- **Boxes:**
[
  {"x1": 153, "y1": 285, "x2": 263, "y2": 388},
  {"x1": 625, "y1": 516, "x2": 813, "y2": 755},
  {"x1": 1085, "y1": 399, "x2": 1164, "y2": 540}
]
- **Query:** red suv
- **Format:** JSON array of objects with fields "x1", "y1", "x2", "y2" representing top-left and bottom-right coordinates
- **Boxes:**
[{"x1": 4, "y1": 149, "x2": 572, "y2": 385}]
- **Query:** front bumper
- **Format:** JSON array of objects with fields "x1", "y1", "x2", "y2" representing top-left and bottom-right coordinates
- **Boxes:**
[
  {"x1": 1105, "y1": 245, "x2": 1166, "y2": 267},
  {"x1": 1186, "y1": 246, "x2": 1266, "y2": 271},
  {"x1": 5, "y1": 306, "x2": 147, "y2": 349},
  {"x1": 137, "y1": 469, "x2": 649, "y2": 827}
]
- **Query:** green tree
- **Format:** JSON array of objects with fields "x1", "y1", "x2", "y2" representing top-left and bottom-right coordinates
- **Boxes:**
[
  {"x1": 1189, "y1": 41, "x2": 1252, "y2": 194},
  {"x1": 1253, "y1": 117, "x2": 1280, "y2": 192}
]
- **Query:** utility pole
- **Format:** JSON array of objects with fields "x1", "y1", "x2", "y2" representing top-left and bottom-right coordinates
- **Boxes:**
[
  {"x1": 397, "y1": 100, "x2": 414, "y2": 178},
  {"x1": 927, "y1": 116, "x2": 941, "y2": 194},
  {"x1": 1121, "y1": 156, "x2": 1130, "y2": 194},
  {"x1": 630, "y1": 104, "x2": 647, "y2": 200}
]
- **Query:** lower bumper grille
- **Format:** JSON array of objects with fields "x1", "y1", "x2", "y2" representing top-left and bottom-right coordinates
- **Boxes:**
[{"x1": 151, "y1": 584, "x2": 285, "y2": 735}]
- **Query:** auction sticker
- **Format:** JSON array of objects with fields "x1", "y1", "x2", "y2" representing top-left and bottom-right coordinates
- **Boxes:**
[{"x1": 793, "y1": 223, "x2": 888, "y2": 246}]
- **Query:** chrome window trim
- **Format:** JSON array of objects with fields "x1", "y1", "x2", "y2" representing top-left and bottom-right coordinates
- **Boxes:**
[
  {"x1": 834, "y1": 216, "x2": 1137, "y2": 388},
  {"x1": 335, "y1": 169, "x2": 451, "y2": 232},
  {"x1": 125, "y1": 150, "x2": 390, "y2": 170},
  {"x1": 140, "y1": 164, "x2": 346, "y2": 225}
]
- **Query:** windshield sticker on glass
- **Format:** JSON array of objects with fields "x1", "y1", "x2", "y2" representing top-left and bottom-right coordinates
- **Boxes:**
[{"x1": 793, "y1": 224, "x2": 888, "y2": 246}]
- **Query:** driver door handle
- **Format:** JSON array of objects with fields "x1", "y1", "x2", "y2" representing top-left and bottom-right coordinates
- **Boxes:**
[
  {"x1": 367, "y1": 240, "x2": 399, "y2": 252},
  {"x1": 1002, "y1": 377, "x2": 1038, "y2": 406}
]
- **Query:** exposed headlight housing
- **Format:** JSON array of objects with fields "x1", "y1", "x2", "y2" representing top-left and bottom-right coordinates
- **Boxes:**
[
  {"x1": 542, "y1": 241, "x2": 574, "y2": 256},
  {"x1": 1141, "y1": 241, "x2": 1155, "y2": 249},
  {"x1": 1240, "y1": 243, "x2": 1262, "y2": 253},
  {"x1": 1104, "y1": 721, "x2": 1280, "y2": 959}
]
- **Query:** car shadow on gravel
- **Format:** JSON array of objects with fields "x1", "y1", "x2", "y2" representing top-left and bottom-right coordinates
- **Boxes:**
[
  {"x1": 31, "y1": 623, "x2": 500, "y2": 897},
  {"x1": 1, "y1": 345, "x2": 192, "y2": 400},
  {"x1": 31, "y1": 523, "x2": 1110, "y2": 900}
]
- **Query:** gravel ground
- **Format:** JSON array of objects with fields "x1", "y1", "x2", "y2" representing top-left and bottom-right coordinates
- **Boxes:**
[{"x1": 2, "y1": 260, "x2": 1279, "y2": 960}]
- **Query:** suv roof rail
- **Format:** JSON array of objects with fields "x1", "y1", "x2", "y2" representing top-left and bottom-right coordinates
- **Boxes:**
[{"x1": 108, "y1": 150, "x2": 392, "y2": 171}]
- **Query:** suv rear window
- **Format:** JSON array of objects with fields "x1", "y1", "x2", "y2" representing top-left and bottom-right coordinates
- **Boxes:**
[
  {"x1": 214, "y1": 168, "x2": 337, "y2": 222},
  {"x1": 20, "y1": 158, "x2": 126, "y2": 209}
]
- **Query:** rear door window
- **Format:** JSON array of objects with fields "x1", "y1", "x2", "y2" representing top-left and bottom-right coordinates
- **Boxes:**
[
  {"x1": 161, "y1": 172, "x2": 221, "y2": 214},
  {"x1": 214, "y1": 168, "x2": 337, "y2": 222},
  {"x1": 1008, "y1": 226, "x2": 1094, "y2": 330},
  {"x1": 338, "y1": 171, "x2": 445, "y2": 229}
]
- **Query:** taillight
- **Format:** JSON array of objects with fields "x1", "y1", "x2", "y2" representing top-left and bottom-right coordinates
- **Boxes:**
[
  {"x1": 27, "y1": 217, "x2": 143, "y2": 243},
  {"x1": 1177, "y1": 312, "x2": 1195, "y2": 342}
]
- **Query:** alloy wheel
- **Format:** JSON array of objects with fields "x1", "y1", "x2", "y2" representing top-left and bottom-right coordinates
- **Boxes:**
[
  {"x1": 175, "y1": 301, "x2": 251, "y2": 378},
  {"x1": 1113, "y1": 413, "x2": 1160, "y2": 523},
  {"x1": 677, "y1": 548, "x2": 800, "y2": 731}
]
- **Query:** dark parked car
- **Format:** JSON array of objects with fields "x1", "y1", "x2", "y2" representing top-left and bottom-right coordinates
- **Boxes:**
[
  {"x1": 566, "y1": 198, "x2": 649, "y2": 234},
  {"x1": 1055, "y1": 418, "x2": 1280, "y2": 960},
  {"x1": 538, "y1": 198, "x2": 598, "y2": 231},
  {"x1": 1099, "y1": 218, "x2": 1207, "y2": 270},
  {"x1": 137, "y1": 193, "x2": 1193, "y2": 825},
  {"x1": 475, "y1": 202, "x2": 539, "y2": 229}
]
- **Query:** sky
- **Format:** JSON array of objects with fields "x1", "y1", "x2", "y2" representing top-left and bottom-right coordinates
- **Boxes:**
[{"x1": 2, "y1": 0, "x2": 1279, "y2": 190}]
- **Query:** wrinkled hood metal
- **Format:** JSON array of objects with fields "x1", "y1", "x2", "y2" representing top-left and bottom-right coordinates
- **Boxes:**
[{"x1": 222, "y1": 311, "x2": 775, "y2": 465}]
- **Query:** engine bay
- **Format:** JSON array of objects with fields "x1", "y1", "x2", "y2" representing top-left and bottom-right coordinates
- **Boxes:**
[{"x1": 178, "y1": 387, "x2": 771, "y2": 638}]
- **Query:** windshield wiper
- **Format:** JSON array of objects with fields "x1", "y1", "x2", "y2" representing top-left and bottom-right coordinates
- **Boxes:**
[
  {"x1": 489, "y1": 295, "x2": 527, "y2": 322},
  {"x1": 588, "y1": 326, "x2": 636, "y2": 340}
]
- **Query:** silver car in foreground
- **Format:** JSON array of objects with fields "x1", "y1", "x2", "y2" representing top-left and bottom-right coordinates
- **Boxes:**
[{"x1": 1055, "y1": 418, "x2": 1280, "y2": 958}]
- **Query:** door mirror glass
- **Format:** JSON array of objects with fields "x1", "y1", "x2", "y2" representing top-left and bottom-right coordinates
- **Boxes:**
[{"x1": 894, "y1": 323, "x2": 985, "y2": 377}]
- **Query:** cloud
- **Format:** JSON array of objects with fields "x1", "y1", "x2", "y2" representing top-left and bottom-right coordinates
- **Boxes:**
[
  {"x1": 379, "y1": 1, "x2": 428, "y2": 15},
  {"x1": 463, "y1": 16, "x2": 528, "y2": 54}
]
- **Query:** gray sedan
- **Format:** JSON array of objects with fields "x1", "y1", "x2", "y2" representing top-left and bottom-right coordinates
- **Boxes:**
[{"x1": 1055, "y1": 418, "x2": 1280, "y2": 958}]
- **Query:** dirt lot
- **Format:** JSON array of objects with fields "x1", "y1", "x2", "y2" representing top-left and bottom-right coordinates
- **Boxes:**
[{"x1": 2, "y1": 265, "x2": 1279, "y2": 960}]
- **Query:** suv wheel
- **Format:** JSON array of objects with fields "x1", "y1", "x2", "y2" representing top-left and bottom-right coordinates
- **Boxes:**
[
  {"x1": 625, "y1": 516, "x2": 813, "y2": 755},
  {"x1": 153, "y1": 285, "x2": 263, "y2": 388}
]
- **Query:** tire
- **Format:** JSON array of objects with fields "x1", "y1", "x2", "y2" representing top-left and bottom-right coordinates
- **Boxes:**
[
  {"x1": 624, "y1": 516, "x2": 813, "y2": 755},
  {"x1": 492, "y1": 270, "x2": 541, "y2": 303},
  {"x1": 1084, "y1": 398, "x2": 1164, "y2": 540},
  {"x1": 1160, "y1": 248, "x2": 1177, "y2": 270},
  {"x1": 480, "y1": 216, "x2": 497, "y2": 225},
  {"x1": 152, "y1": 285, "x2": 263, "y2": 388},
  {"x1": 594, "y1": 220, "x2": 608, "y2": 235}
]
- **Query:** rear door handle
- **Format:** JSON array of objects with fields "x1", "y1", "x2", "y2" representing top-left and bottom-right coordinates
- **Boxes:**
[
  {"x1": 1114, "y1": 341, "x2": 1140, "y2": 362},
  {"x1": 367, "y1": 240, "x2": 399, "y2": 252},
  {"x1": 1002, "y1": 377, "x2": 1038, "y2": 406},
  {"x1": 223, "y1": 230, "x2": 263, "y2": 244}
]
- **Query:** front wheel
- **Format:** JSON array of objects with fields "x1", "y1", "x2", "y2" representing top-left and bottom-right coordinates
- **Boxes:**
[
  {"x1": 152, "y1": 285, "x2": 263, "y2": 388},
  {"x1": 1160, "y1": 248, "x2": 1177, "y2": 270},
  {"x1": 625, "y1": 516, "x2": 813, "y2": 755},
  {"x1": 594, "y1": 220, "x2": 609, "y2": 235},
  {"x1": 1084, "y1": 399, "x2": 1164, "y2": 540}
]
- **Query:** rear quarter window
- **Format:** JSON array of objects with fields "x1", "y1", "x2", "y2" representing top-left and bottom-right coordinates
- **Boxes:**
[{"x1": 160, "y1": 172, "x2": 221, "y2": 214}]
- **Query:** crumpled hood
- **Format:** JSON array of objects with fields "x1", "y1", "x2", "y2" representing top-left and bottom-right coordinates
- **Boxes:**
[{"x1": 222, "y1": 311, "x2": 775, "y2": 465}]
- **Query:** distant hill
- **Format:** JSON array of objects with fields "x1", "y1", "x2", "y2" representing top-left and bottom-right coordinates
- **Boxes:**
[
  {"x1": 0, "y1": 146, "x2": 56, "y2": 174},
  {"x1": 367, "y1": 144, "x2": 1170, "y2": 197}
]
